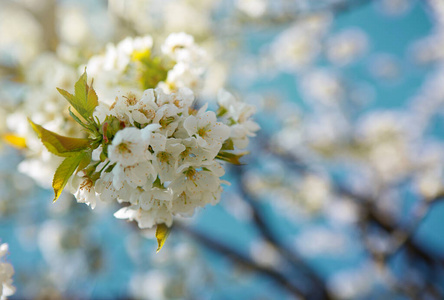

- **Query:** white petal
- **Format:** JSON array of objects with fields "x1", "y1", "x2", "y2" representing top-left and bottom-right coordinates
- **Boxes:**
[{"x1": 183, "y1": 115, "x2": 198, "y2": 136}]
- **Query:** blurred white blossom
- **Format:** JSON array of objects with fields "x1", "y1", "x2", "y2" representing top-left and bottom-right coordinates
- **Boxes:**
[
  {"x1": 0, "y1": 243, "x2": 15, "y2": 300},
  {"x1": 326, "y1": 28, "x2": 369, "y2": 66}
]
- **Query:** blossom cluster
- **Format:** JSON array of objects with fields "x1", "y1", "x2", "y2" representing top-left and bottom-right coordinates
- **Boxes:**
[
  {"x1": 61, "y1": 33, "x2": 256, "y2": 231},
  {"x1": 69, "y1": 86, "x2": 257, "y2": 229},
  {"x1": 86, "y1": 32, "x2": 207, "y2": 105},
  {"x1": 16, "y1": 31, "x2": 257, "y2": 253},
  {"x1": 0, "y1": 244, "x2": 14, "y2": 300}
]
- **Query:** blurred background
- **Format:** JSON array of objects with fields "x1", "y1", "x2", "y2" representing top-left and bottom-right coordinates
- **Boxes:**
[{"x1": 1, "y1": 0, "x2": 444, "y2": 299}]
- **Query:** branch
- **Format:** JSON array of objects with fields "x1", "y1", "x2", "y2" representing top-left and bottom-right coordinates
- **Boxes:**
[
  {"x1": 338, "y1": 186, "x2": 444, "y2": 268},
  {"x1": 349, "y1": 189, "x2": 444, "y2": 299},
  {"x1": 386, "y1": 196, "x2": 444, "y2": 259},
  {"x1": 260, "y1": 135, "x2": 444, "y2": 298},
  {"x1": 231, "y1": 165, "x2": 333, "y2": 300},
  {"x1": 264, "y1": 136, "x2": 444, "y2": 270},
  {"x1": 174, "y1": 223, "x2": 307, "y2": 300},
  {"x1": 234, "y1": 0, "x2": 374, "y2": 28}
]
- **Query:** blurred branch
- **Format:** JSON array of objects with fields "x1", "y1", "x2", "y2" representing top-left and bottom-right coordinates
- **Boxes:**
[
  {"x1": 338, "y1": 187, "x2": 444, "y2": 268},
  {"x1": 127, "y1": 210, "x2": 307, "y2": 298},
  {"x1": 264, "y1": 135, "x2": 444, "y2": 269},
  {"x1": 259, "y1": 134, "x2": 444, "y2": 298},
  {"x1": 174, "y1": 223, "x2": 307, "y2": 300},
  {"x1": 235, "y1": 0, "x2": 374, "y2": 28},
  {"x1": 327, "y1": 0, "x2": 375, "y2": 15},
  {"x1": 338, "y1": 187, "x2": 444, "y2": 299},
  {"x1": 387, "y1": 195, "x2": 444, "y2": 259},
  {"x1": 231, "y1": 165, "x2": 333, "y2": 300}
]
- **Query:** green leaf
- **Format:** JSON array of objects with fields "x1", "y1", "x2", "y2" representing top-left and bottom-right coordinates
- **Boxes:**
[
  {"x1": 156, "y1": 223, "x2": 171, "y2": 253},
  {"x1": 69, "y1": 107, "x2": 90, "y2": 130},
  {"x1": 221, "y1": 139, "x2": 234, "y2": 151},
  {"x1": 57, "y1": 87, "x2": 87, "y2": 119},
  {"x1": 29, "y1": 119, "x2": 90, "y2": 157},
  {"x1": 216, "y1": 151, "x2": 248, "y2": 165},
  {"x1": 53, "y1": 152, "x2": 86, "y2": 202},
  {"x1": 133, "y1": 53, "x2": 169, "y2": 90},
  {"x1": 87, "y1": 79, "x2": 99, "y2": 114},
  {"x1": 57, "y1": 71, "x2": 99, "y2": 120},
  {"x1": 76, "y1": 151, "x2": 92, "y2": 174},
  {"x1": 74, "y1": 71, "x2": 88, "y2": 108},
  {"x1": 56, "y1": 87, "x2": 76, "y2": 107},
  {"x1": 2, "y1": 133, "x2": 26, "y2": 149},
  {"x1": 216, "y1": 106, "x2": 228, "y2": 117}
]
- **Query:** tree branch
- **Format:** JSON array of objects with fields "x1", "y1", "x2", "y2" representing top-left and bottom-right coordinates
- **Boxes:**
[
  {"x1": 174, "y1": 223, "x2": 307, "y2": 300},
  {"x1": 231, "y1": 165, "x2": 333, "y2": 300}
]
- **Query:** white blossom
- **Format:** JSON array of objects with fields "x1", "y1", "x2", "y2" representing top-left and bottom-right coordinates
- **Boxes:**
[
  {"x1": 269, "y1": 14, "x2": 331, "y2": 73},
  {"x1": 236, "y1": 0, "x2": 267, "y2": 18},
  {"x1": 70, "y1": 175, "x2": 98, "y2": 209},
  {"x1": 183, "y1": 109, "x2": 230, "y2": 150},
  {"x1": 70, "y1": 82, "x2": 256, "y2": 229},
  {"x1": 0, "y1": 243, "x2": 15, "y2": 300},
  {"x1": 326, "y1": 28, "x2": 369, "y2": 66},
  {"x1": 161, "y1": 32, "x2": 196, "y2": 60},
  {"x1": 108, "y1": 127, "x2": 148, "y2": 167},
  {"x1": 86, "y1": 33, "x2": 207, "y2": 105},
  {"x1": 217, "y1": 89, "x2": 260, "y2": 149}
]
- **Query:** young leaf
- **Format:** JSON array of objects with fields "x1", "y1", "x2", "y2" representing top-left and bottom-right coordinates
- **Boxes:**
[
  {"x1": 76, "y1": 151, "x2": 92, "y2": 174},
  {"x1": 221, "y1": 139, "x2": 234, "y2": 151},
  {"x1": 2, "y1": 134, "x2": 26, "y2": 149},
  {"x1": 86, "y1": 79, "x2": 99, "y2": 116},
  {"x1": 69, "y1": 107, "x2": 90, "y2": 130},
  {"x1": 29, "y1": 119, "x2": 90, "y2": 157},
  {"x1": 156, "y1": 223, "x2": 171, "y2": 253},
  {"x1": 216, "y1": 151, "x2": 248, "y2": 165},
  {"x1": 74, "y1": 71, "x2": 88, "y2": 107},
  {"x1": 57, "y1": 71, "x2": 99, "y2": 120},
  {"x1": 56, "y1": 87, "x2": 88, "y2": 119},
  {"x1": 134, "y1": 52, "x2": 169, "y2": 90},
  {"x1": 52, "y1": 152, "x2": 86, "y2": 202}
]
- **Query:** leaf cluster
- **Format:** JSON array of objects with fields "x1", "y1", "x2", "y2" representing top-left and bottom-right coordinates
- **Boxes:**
[
  {"x1": 29, "y1": 71, "x2": 100, "y2": 202},
  {"x1": 132, "y1": 49, "x2": 169, "y2": 90}
]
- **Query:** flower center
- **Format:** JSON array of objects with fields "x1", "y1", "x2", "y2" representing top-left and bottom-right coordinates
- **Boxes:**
[
  {"x1": 138, "y1": 108, "x2": 155, "y2": 120},
  {"x1": 158, "y1": 152, "x2": 170, "y2": 164},
  {"x1": 124, "y1": 93, "x2": 138, "y2": 106},
  {"x1": 159, "y1": 116, "x2": 175, "y2": 128},
  {"x1": 185, "y1": 167, "x2": 197, "y2": 181},
  {"x1": 198, "y1": 125, "x2": 211, "y2": 137},
  {"x1": 180, "y1": 147, "x2": 192, "y2": 161},
  {"x1": 118, "y1": 142, "x2": 132, "y2": 154},
  {"x1": 80, "y1": 178, "x2": 93, "y2": 192}
]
